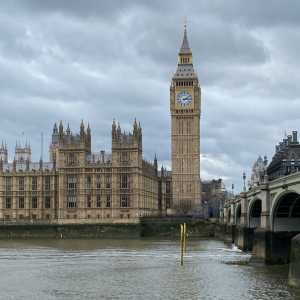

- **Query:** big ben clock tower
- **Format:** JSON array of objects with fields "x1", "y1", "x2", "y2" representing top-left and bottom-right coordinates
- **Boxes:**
[{"x1": 170, "y1": 25, "x2": 201, "y2": 214}]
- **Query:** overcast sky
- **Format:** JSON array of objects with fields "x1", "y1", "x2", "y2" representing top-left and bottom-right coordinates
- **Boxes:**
[{"x1": 1, "y1": 0, "x2": 300, "y2": 192}]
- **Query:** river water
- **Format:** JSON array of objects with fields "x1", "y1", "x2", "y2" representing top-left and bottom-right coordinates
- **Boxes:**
[{"x1": 0, "y1": 238, "x2": 299, "y2": 300}]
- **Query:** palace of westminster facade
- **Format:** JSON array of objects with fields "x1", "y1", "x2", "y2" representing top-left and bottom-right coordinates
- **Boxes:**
[{"x1": 0, "y1": 27, "x2": 201, "y2": 224}]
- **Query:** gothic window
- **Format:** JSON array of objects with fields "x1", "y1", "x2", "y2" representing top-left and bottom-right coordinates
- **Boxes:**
[
  {"x1": 105, "y1": 176, "x2": 111, "y2": 188},
  {"x1": 19, "y1": 177, "x2": 25, "y2": 191},
  {"x1": 85, "y1": 176, "x2": 92, "y2": 189},
  {"x1": 5, "y1": 177, "x2": 12, "y2": 192},
  {"x1": 67, "y1": 176, "x2": 77, "y2": 208},
  {"x1": 67, "y1": 196, "x2": 77, "y2": 208},
  {"x1": 96, "y1": 176, "x2": 101, "y2": 189},
  {"x1": 45, "y1": 196, "x2": 51, "y2": 209},
  {"x1": 32, "y1": 177, "x2": 37, "y2": 191},
  {"x1": 120, "y1": 174, "x2": 129, "y2": 189},
  {"x1": 19, "y1": 197, "x2": 25, "y2": 209},
  {"x1": 67, "y1": 153, "x2": 77, "y2": 166},
  {"x1": 121, "y1": 152, "x2": 129, "y2": 163},
  {"x1": 31, "y1": 197, "x2": 38, "y2": 209},
  {"x1": 120, "y1": 195, "x2": 129, "y2": 208},
  {"x1": 45, "y1": 176, "x2": 51, "y2": 190},
  {"x1": 5, "y1": 197, "x2": 11, "y2": 209},
  {"x1": 87, "y1": 195, "x2": 92, "y2": 208},
  {"x1": 96, "y1": 194, "x2": 101, "y2": 208},
  {"x1": 67, "y1": 176, "x2": 77, "y2": 191},
  {"x1": 106, "y1": 195, "x2": 111, "y2": 207}
]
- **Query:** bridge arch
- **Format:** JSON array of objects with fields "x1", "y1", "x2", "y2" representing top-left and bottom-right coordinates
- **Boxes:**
[
  {"x1": 271, "y1": 190, "x2": 300, "y2": 232},
  {"x1": 235, "y1": 203, "x2": 241, "y2": 225},
  {"x1": 248, "y1": 198, "x2": 262, "y2": 228}
]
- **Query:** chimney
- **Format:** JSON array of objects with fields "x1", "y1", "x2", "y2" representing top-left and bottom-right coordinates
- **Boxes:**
[{"x1": 292, "y1": 131, "x2": 298, "y2": 143}]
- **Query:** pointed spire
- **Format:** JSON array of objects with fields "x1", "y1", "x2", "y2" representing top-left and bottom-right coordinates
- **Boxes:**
[
  {"x1": 154, "y1": 154, "x2": 158, "y2": 176},
  {"x1": 112, "y1": 119, "x2": 117, "y2": 140},
  {"x1": 13, "y1": 157, "x2": 16, "y2": 172},
  {"x1": 59, "y1": 120, "x2": 63, "y2": 135},
  {"x1": 133, "y1": 118, "x2": 138, "y2": 136},
  {"x1": 161, "y1": 165, "x2": 164, "y2": 177},
  {"x1": 117, "y1": 122, "x2": 121, "y2": 138},
  {"x1": 53, "y1": 122, "x2": 58, "y2": 134},
  {"x1": 87, "y1": 123, "x2": 91, "y2": 135},
  {"x1": 66, "y1": 123, "x2": 71, "y2": 135},
  {"x1": 179, "y1": 22, "x2": 191, "y2": 54},
  {"x1": 80, "y1": 120, "x2": 85, "y2": 137}
]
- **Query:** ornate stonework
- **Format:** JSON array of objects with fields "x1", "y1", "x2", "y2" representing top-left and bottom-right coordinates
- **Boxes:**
[
  {"x1": 0, "y1": 121, "x2": 170, "y2": 224},
  {"x1": 170, "y1": 26, "x2": 201, "y2": 213}
]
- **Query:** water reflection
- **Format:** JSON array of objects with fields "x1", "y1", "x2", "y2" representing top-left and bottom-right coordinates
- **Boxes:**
[{"x1": 0, "y1": 238, "x2": 298, "y2": 300}]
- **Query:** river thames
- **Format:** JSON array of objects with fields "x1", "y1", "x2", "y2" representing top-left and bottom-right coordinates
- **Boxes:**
[{"x1": 0, "y1": 238, "x2": 299, "y2": 300}]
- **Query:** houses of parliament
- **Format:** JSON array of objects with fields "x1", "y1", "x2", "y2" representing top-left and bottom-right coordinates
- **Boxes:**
[{"x1": 0, "y1": 26, "x2": 201, "y2": 224}]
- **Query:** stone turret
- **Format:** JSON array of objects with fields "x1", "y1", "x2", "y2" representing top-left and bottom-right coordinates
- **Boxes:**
[
  {"x1": 154, "y1": 154, "x2": 158, "y2": 176},
  {"x1": 49, "y1": 121, "x2": 91, "y2": 166},
  {"x1": 112, "y1": 120, "x2": 142, "y2": 150},
  {"x1": 112, "y1": 119, "x2": 117, "y2": 141},
  {"x1": 86, "y1": 123, "x2": 91, "y2": 154},
  {"x1": 0, "y1": 141, "x2": 8, "y2": 163},
  {"x1": 80, "y1": 120, "x2": 85, "y2": 142},
  {"x1": 15, "y1": 141, "x2": 31, "y2": 163},
  {"x1": 52, "y1": 123, "x2": 59, "y2": 144}
]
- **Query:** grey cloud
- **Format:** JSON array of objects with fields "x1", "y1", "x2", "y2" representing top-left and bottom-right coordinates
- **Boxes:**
[{"x1": 1, "y1": 1, "x2": 300, "y2": 191}]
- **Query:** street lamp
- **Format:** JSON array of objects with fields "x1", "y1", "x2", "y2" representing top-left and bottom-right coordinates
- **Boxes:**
[{"x1": 243, "y1": 172, "x2": 246, "y2": 192}]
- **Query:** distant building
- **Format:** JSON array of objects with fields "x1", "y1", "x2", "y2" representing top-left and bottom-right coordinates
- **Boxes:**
[
  {"x1": 201, "y1": 179, "x2": 226, "y2": 218},
  {"x1": 267, "y1": 131, "x2": 300, "y2": 181}
]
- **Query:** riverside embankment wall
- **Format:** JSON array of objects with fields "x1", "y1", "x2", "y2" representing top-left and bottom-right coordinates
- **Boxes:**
[{"x1": 0, "y1": 218, "x2": 224, "y2": 239}]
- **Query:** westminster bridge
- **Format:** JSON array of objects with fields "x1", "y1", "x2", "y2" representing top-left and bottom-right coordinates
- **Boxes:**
[{"x1": 221, "y1": 171, "x2": 300, "y2": 264}]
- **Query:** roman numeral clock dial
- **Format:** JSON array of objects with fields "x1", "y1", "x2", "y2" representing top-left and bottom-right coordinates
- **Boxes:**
[{"x1": 176, "y1": 91, "x2": 192, "y2": 107}]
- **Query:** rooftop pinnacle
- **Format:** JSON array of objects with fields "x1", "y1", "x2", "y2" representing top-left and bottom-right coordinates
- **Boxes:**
[{"x1": 179, "y1": 24, "x2": 192, "y2": 54}]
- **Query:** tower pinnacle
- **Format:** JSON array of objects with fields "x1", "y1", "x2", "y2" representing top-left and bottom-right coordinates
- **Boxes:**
[
  {"x1": 180, "y1": 23, "x2": 191, "y2": 54},
  {"x1": 177, "y1": 24, "x2": 193, "y2": 66}
]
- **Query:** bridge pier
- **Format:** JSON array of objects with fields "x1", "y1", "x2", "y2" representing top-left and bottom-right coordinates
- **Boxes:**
[
  {"x1": 288, "y1": 233, "x2": 300, "y2": 288},
  {"x1": 234, "y1": 226, "x2": 254, "y2": 251},
  {"x1": 252, "y1": 229, "x2": 297, "y2": 264}
]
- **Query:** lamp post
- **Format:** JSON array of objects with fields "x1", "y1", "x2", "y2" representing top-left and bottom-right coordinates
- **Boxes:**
[{"x1": 243, "y1": 172, "x2": 246, "y2": 192}]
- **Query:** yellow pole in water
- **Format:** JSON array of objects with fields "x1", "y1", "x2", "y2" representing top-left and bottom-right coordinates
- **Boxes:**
[
  {"x1": 183, "y1": 223, "x2": 187, "y2": 254},
  {"x1": 180, "y1": 224, "x2": 184, "y2": 266}
]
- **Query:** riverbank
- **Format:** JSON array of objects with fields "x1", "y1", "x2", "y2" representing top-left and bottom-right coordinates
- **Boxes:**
[{"x1": 0, "y1": 218, "x2": 224, "y2": 239}]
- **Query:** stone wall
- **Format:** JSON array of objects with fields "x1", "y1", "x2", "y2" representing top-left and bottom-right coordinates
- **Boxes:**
[
  {"x1": 289, "y1": 233, "x2": 300, "y2": 288},
  {"x1": 0, "y1": 218, "x2": 221, "y2": 239}
]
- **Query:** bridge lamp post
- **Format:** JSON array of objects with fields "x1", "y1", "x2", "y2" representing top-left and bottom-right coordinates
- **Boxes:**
[{"x1": 243, "y1": 172, "x2": 246, "y2": 192}]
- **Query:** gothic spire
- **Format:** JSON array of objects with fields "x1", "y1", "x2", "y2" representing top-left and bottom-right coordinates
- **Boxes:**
[
  {"x1": 66, "y1": 123, "x2": 71, "y2": 135},
  {"x1": 179, "y1": 23, "x2": 192, "y2": 54},
  {"x1": 53, "y1": 123, "x2": 58, "y2": 134},
  {"x1": 59, "y1": 121, "x2": 63, "y2": 135},
  {"x1": 80, "y1": 120, "x2": 85, "y2": 137}
]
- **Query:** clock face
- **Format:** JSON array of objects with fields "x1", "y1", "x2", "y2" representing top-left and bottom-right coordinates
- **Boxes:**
[{"x1": 176, "y1": 91, "x2": 192, "y2": 107}]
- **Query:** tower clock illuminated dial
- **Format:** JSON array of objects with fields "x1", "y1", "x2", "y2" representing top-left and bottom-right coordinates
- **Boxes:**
[{"x1": 176, "y1": 91, "x2": 192, "y2": 107}]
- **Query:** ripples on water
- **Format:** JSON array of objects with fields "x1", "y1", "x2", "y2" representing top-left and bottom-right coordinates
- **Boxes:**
[{"x1": 0, "y1": 239, "x2": 298, "y2": 300}]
